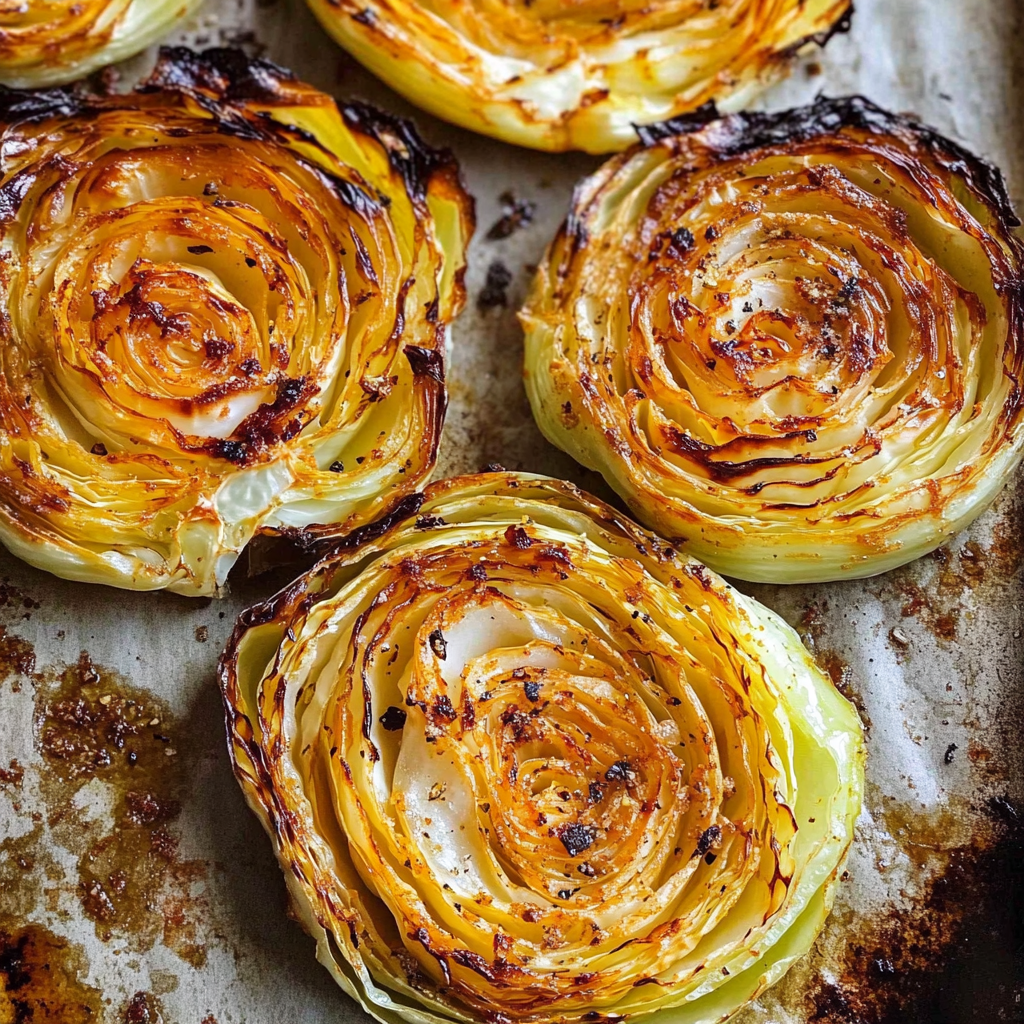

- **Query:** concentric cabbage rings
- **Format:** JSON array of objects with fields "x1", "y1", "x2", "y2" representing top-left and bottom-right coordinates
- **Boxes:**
[
  {"x1": 221, "y1": 471, "x2": 864, "y2": 1024},
  {"x1": 522, "y1": 97, "x2": 1024, "y2": 582},
  {"x1": 0, "y1": 47, "x2": 473, "y2": 596},
  {"x1": 0, "y1": 0, "x2": 204, "y2": 88}
]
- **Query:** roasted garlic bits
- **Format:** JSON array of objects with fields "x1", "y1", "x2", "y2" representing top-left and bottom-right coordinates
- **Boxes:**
[
  {"x1": 0, "y1": 0, "x2": 203, "y2": 87},
  {"x1": 303, "y1": 0, "x2": 852, "y2": 152},
  {"x1": 221, "y1": 472, "x2": 864, "y2": 1024},
  {"x1": 0, "y1": 48, "x2": 473, "y2": 596},
  {"x1": 523, "y1": 98, "x2": 1024, "y2": 582}
]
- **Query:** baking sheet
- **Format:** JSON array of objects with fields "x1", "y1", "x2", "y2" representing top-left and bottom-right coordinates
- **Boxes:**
[{"x1": 1, "y1": 1, "x2": 1022, "y2": 1022}]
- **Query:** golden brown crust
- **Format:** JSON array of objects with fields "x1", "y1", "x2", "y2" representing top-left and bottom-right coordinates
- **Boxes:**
[
  {"x1": 219, "y1": 471, "x2": 864, "y2": 1024},
  {"x1": 523, "y1": 97, "x2": 1024, "y2": 582},
  {"x1": 0, "y1": 47, "x2": 474, "y2": 596},
  {"x1": 0, "y1": 0, "x2": 204, "y2": 88},
  {"x1": 303, "y1": 0, "x2": 854, "y2": 152}
]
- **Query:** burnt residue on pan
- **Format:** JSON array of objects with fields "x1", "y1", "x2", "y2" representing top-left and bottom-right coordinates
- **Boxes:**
[
  {"x1": 0, "y1": 580, "x2": 40, "y2": 690},
  {"x1": 811, "y1": 798, "x2": 1022, "y2": 1023},
  {"x1": 797, "y1": 601, "x2": 873, "y2": 733},
  {"x1": 0, "y1": 637, "x2": 221, "y2": 1016},
  {"x1": 30, "y1": 653, "x2": 213, "y2": 968},
  {"x1": 735, "y1": 791, "x2": 1024, "y2": 1024},
  {"x1": 740, "y1": 486, "x2": 1024, "y2": 1024},
  {"x1": 0, "y1": 922, "x2": 105, "y2": 1023},
  {"x1": 122, "y1": 990, "x2": 164, "y2": 1023},
  {"x1": 874, "y1": 488, "x2": 1024, "y2": 649},
  {"x1": 0, "y1": 627, "x2": 37, "y2": 690},
  {"x1": 0, "y1": 578, "x2": 40, "y2": 618},
  {"x1": 0, "y1": 822, "x2": 63, "y2": 923},
  {"x1": 486, "y1": 190, "x2": 536, "y2": 241}
]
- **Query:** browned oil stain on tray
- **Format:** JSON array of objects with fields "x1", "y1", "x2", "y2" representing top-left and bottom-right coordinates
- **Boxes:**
[
  {"x1": 0, "y1": 578, "x2": 40, "y2": 618},
  {"x1": 1, "y1": 638, "x2": 223, "y2": 1020},
  {"x1": 0, "y1": 823, "x2": 64, "y2": 922},
  {"x1": 0, "y1": 921, "x2": 105, "y2": 1023},
  {"x1": 758, "y1": 493, "x2": 1024, "y2": 1024},
  {"x1": 0, "y1": 579, "x2": 41, "y2": 690},
  {"x1": 0, "y1": 627, "x2": 37, "y2": 690},
  {"x1": 31, "y1": 653, "x2": 213, "y2": 968},
  {"x1": 875, "y1": 496, "x2": 1024, "y2": 650},
  {"x1": 798, "y1": 602, "x2": 873, "y2": 733},
  {"x1": 0, "y1": 759, "x2": 24, "y2": 787}
]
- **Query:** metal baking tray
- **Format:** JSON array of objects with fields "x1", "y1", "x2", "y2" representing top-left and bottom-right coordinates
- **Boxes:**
[{"x1": 0, "y1": 0, "x2": 1021, "y2": 1021}]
